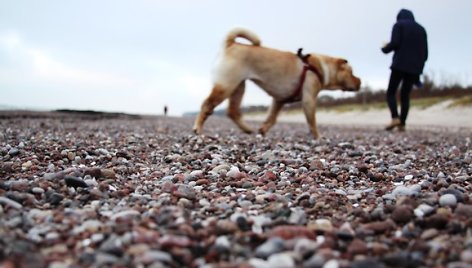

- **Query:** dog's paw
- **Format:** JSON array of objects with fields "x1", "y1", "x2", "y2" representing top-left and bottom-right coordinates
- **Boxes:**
[
  {"x1": 258, "y1": 128, "x2": 266, "y2": 136},
  {"x1": 243, "y1": 129, "x2": 254, "y2": 134},
  {"x1": 193, "y1": 128, "x2": 202, "y2": 135}
]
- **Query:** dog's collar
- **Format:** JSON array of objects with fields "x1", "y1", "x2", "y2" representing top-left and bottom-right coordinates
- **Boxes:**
[{"x1": 284, "y1": 48, "x2": 325, "y2": 102}]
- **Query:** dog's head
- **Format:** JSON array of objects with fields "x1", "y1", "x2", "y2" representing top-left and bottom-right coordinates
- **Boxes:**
[
  {"x1": 332, "y1": 59, "x2": 361, "y2": 92},
  {"x1": 311, "y1": 56, "x2": 361, "y2": 92}
]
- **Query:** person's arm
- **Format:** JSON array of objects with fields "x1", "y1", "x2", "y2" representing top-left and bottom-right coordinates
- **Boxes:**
[
  {"x1": 423, "y1": 31, "x2": 428, "y2": 61},
  {"x1": 382, "y1": 23, "x2": 401, "y2": 54}
]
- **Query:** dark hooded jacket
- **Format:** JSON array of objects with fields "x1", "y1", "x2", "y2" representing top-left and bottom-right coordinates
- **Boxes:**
[{"x1": 382, "y1": 9, "x2": 428, "y2": 75}]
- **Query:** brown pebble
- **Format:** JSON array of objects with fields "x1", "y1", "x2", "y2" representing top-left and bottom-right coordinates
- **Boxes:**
[
  {"x1": 362, "y1": 219, "x2": 396, "y2": 234},
  {"x1": 269, "y1": 225, "x2": 316, "y2": 240},
  {"x1": 391, "y1": 205, "x2": 414, "y2": 223},
  {"x1": 196, "y1": 179, "x2": 209, "y2": 185},
  {"x1": 215, "y1": 220, "x2": 238, "y2": 235},
  {"x1": 85, "y1": 168, "x2": 102, "y2": 178},
  {"x1": 420, "y1": 228, "x2": 439, "y2": 240},
  {"x1": 10, "y1": 181, "x2": 29, "y2": 192},
  {"x1": 348, "y1": 238, "x2": 368, "y2": 256},
  {"x1": 455, "y1": 204, "x2": 472, "y2": 219},
  {"x1": 100, "y1": 169, "x2": 116, "y2": 179}
]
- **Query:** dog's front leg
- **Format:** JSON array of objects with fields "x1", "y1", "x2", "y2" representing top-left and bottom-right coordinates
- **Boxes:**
[
  {"x1": 193, "y1": 84, "x2": 229, "y2": 134},
  {"x1": 302, "y1": 94, "x2": 320, "y2": 139},
  {"x1": 259, "y1": 99, "x2": 284, "y2": 135}
]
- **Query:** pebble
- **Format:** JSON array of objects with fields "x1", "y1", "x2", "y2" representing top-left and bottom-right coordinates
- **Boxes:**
[
  {"x1": 336, "y1": 222, "x2": 355, "y2": 240},
  {"x1": 455, "y1": 204, "x2": 472, "y2": 218},
  {"x1": 110, "y1": 210, "x2": 140, "y2": 221},
  {"x1": 443, "y1": 188, "x2": 465, "y2": 202},
  {"x1": 0, "y1": 113, "x2": 470, "y2": 268},
  {"x1": 174, "y1": 185, "x2": 196, "y2": 200},
  {"x1": 212, "y1": 164, "x2": 230, "y2": 174},
  {"x1": 138, "y1": 250, "x2": 173, "y2": 264},
  {"x1": 226, "y1": 166, "x2": 241, "y2": 179},
  {"x1": 32, "y1": 187, "x2": 45, "y2": 194},
  {"x1": 391, "y1": 205, "x2": 414, "y2": 223},
  {"x1": 269, "y1": 225, "x2": 316, "y2": 240},
  {"x1": 392, "y1": 185, "x2": 418, "y2": 197},
  {"x1": 47, "y1": 192, "x2": 64, "y2": 205},
  {"x1": 414, "y1": 203, "x2": 435, "y2": 218},
  {"x1": 310, "y1": 219, "x2": 334, "y2": 233},
  {"x1": 323, "y1": 259, "x2": 340, "y2": 268},
  {"x1": 289, "y1": 208, "x2": 307, "y2": 225},
  {"x1": 100, "y1": 169, "x2": 116, "y2": 179},
  {"x1": 8, "y1": 148, "x2": 20, "y2": 156},
  {"x1": 255, "y1": 237, "x2": 285, "y2": 258},
  {"x1": 64, "y1": 176, "x2": 88, "y2": 189},
  {"x1": 439, "y1": 193, "x2": 457, "y2": 207},
  {"x1": 0, "y1": 196, "x2": 23, "y2": 209},
  {"x1": 266, "y1": 252, "x2": 296, "y2": 267},
  {"x1": 293, "y1": 238, "x2": 319, "y2": 257},
  {"x1": 420, "y1": 228, "x2": 439, "y2": 240},
  {"x1": 10, "y1": 180, "x2": 29, "y2": 191},
  {"x1": 348, "y1": 238, "x2": 368, "y2": 256},
  {"x1": 461, "y1": 250, "x2": 472, "y2": 264}
]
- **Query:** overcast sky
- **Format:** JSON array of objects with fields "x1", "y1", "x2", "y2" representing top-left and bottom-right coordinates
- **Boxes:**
[{"x1": 1, "y1": 1, "x2": 471, "y2": 116}]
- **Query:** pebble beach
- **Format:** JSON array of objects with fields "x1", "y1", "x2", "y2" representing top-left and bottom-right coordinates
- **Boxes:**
[{"x1": 0, "y1": 112, "x2": 471, "y2": 268}]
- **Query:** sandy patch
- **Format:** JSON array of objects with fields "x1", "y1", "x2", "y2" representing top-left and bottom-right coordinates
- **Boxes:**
[{"x1": 246, "y1": 101, "x2": 472, "y2": 130}]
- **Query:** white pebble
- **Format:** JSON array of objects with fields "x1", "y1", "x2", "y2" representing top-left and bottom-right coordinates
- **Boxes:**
[
  {"x1": 439, "y1": 194, "x2": 457, "y2": 207},
  {"x1": 226, "y1": 166, "x2": 240, "y2": 179},
  {"x1": 414, "y1": 203, "x2": 434, "y2": 218}
]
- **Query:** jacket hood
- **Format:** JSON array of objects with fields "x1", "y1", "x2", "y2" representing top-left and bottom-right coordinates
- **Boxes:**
[{"x1": 397, "y1": 9, "x2": 415, "y2": 22}]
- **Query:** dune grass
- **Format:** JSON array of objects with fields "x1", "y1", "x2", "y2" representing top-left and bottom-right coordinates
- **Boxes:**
[{"x1": 448, "y1": 95, "x2": 472, "y2": 108}]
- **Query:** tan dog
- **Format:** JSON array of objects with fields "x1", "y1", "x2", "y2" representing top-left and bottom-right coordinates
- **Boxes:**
[{"x1": 193, "y1": 28, "x2": 361, "y2": 138}]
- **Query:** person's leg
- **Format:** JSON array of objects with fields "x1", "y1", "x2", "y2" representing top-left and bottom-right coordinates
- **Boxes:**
[
  {"x1": 398, "y1": 73, "x2": 417, "y2": 130},
  {"x1": 385, "y1": 70, "x2": 403, "y2": 130}
]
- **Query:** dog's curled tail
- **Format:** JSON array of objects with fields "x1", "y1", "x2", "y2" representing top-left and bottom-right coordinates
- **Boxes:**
[{"x1": 225, "y1": 28, "x2": 261, "y2": 48}]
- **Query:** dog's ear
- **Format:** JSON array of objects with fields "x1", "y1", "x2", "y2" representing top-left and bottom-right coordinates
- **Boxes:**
[{"x1": 337, "y1": 59, "x2": 348, "y2": 66}]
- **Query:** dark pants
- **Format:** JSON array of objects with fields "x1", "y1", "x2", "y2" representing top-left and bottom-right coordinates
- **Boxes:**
[{"x1": 386, "y1": 70, "x2": 418, "y2": 125}]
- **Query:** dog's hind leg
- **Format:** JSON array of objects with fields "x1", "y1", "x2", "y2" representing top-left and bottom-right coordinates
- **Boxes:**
[
  {"x1": 259, "y1": 99, "x2": 284, "y2": 135},
  {"x1": 302, "y1": 94, "x2": 320, "y2": 139},
  {"x1": 193, "y1": 84, "x2": 231, "y2": 134},
  {"x1": 227, "y1": 82, "x2": 253, "y2": 134}
]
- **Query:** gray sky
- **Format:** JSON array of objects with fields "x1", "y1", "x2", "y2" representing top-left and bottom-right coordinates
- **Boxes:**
[{"x1": 1, "y1": 1, "x2": 471, "y2": 116}]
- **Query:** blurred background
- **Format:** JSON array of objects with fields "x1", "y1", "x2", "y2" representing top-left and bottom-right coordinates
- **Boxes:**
[{"x1": 1, "y1": 0, "x2": 471, "y2": 116}]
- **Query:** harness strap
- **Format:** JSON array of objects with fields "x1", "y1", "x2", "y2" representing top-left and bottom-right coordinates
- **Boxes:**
[{"x1": 284, "y1": 48, "x2": 325, "y2": 102}]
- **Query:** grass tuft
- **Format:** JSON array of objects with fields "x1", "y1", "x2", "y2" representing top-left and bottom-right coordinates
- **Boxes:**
[{"x1": 448, "y1": 95, "x2": 472, "y2": 108}]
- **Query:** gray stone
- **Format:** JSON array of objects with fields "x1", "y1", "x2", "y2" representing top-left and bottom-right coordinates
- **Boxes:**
[
  {"x1": 8, "y1": 148, "x2": 20, "y2": 156},
  {"x1": 255, "y1": 237, "x2": 285, "y2": 258},
  {"x1": 439, "y1": 194, "x2": 457, "y2": 207},
  {"x1": 0, "y1": 196, "x2": 23, "y2": 209}
]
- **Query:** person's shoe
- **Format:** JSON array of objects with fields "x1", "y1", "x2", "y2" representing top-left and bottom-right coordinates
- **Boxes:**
[
  {"x1": 385, "y1": 118, "x2": 401, "y2": 131},
  {"x1": 398, "y1": 124, "x2": 406, "y2": 132}
]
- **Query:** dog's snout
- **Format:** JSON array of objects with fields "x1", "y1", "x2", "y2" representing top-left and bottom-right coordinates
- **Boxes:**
[
  {"x1": 346, "y1": 76, "x2": 361, "y2": 92},
  {"x1": 355, "y1": 77, "x2": 361, "y2": 90}
]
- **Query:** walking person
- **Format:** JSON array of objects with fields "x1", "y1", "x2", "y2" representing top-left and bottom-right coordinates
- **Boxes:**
[{"x1": 382, "y1": 9, "x2": 428, "y2": 131}]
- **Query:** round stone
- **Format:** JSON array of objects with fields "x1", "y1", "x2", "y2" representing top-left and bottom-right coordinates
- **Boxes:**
[{"x1": 439, "y1": 194, "x2": 457, "y2": 207}]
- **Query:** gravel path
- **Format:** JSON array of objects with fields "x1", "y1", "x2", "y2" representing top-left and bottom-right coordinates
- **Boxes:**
[{"x1": 0, "y1": 114, "x2": 471, "y2": 268}]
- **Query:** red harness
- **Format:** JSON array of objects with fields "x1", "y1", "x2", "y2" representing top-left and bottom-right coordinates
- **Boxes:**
[{"x1": 285, "y1": 49, "x2": 324, "y2": 102}]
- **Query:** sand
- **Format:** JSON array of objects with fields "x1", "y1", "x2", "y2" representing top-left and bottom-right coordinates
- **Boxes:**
[{"x1": 246, "y1": 100, "x2": 472, "y2": 131}]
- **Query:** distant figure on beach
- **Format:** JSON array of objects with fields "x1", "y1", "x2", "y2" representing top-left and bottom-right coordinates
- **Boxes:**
[
  {"x1": 382, "y1": 9, "x2": 428, "y2": 131},
  {"x1": 164, "y1": 105, "x2": 168, "y2": 116}
]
